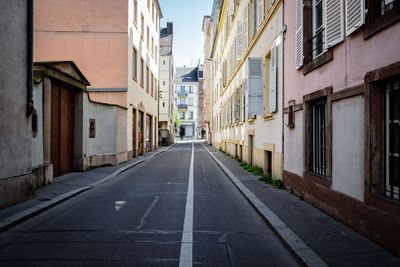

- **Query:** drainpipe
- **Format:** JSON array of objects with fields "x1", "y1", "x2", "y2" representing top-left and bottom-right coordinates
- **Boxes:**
[{"x1": 26, "y1": 0, "x2": 34, "y2": 117}]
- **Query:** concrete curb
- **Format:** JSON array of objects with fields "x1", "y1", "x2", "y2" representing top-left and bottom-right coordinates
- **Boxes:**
[
  {"x1": 202, "y1": 143, "x2": 328, "y2": 267},
  {"x1": 0, "y1": 144, "x2": 175, "y2": 232}
]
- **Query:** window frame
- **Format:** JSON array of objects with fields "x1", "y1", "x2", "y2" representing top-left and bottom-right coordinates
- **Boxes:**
[{"x1": 364, "y1": 0, "x2": 400, "y2": 38}]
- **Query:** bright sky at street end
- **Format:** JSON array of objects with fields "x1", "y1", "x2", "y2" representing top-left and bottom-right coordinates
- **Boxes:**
[{"x1": 158, "y1": 0, "x2": 213, "y2": 67}]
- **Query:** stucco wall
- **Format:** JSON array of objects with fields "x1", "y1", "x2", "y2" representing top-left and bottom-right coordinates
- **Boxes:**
[
  {"x1": 283, "y1": 110, "x2": 304, "y2": 177},
  {"x1": 32, "y1": 83, "x2": 44, "y2": 168},
  {"x1": 0, "y1": 0, "x2": 32, "y2": 180},
  {"x1": 283, "y1": 1, "x2": 400, "y2": 104},
  {"x1": 332, "y1": 96, "x2": 364, "y2": 201}
]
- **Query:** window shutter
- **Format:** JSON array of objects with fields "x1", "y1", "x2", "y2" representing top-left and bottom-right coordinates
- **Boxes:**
[
  {"x1": 346, "y1": 0, "x2": 365, "y2": 36},
  {"x1": 243, "y1": 6, "x2": 248, "y2": 51},
  {"x1": 325, "y1": 0, "x2": 344, "y2": 47},
  {"x1": 257, "y1": 0, "x2": 264, "y2": 27},
  {"x1": 236, "y1": 19, "x2": 243, "y2": 65},
  {"x1": 243, "y1": 79, "x2": 248, "y2": 120},
  {"x1": 247, "y1": 58, "x2": 264, "y2": 118},
  {"x1": 228, "y1": 0, "x2": 235, "y2": 16},
  {"x1": 295, "y1": 0, "x2": 304, "y2": 70},
  {"x1": 269, "y1": 45, "x2": 278, "y2": 113}
]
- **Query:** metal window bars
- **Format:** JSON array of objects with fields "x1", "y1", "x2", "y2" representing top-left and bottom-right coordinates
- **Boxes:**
[
  {"x1": 312, "y1": 100, "x2": 327, "y2": 177},
  {"x1": 385, "y1": 79, "x2": 400, "y2": 201}
]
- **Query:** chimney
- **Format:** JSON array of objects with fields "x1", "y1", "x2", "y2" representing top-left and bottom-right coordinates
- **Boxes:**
[{"x1": 167, "y1": 22, "x2": 173, "y2": 35}]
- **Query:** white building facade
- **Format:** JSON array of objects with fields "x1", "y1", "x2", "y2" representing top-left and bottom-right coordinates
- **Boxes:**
[
  {"x1": 175, "y1": 67, "x2": 200, "y2": 139},
  {"x1": 159, "y1": 22, "x2": 175, "y2": 145}
]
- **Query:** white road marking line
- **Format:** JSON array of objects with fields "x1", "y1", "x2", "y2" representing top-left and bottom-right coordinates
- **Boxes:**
[{"x1": 179, "y1": 143, "x2": 194, "y2": 267}]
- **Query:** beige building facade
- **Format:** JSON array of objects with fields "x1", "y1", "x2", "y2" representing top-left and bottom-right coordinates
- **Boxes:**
[{"x1": 207, "y1": 0, "x2": 284, "y2": 180}]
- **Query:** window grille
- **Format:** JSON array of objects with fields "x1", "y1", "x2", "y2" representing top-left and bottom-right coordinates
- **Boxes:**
[{"x1": 311, "y1": 99, "x2": 327, "y2": 176}]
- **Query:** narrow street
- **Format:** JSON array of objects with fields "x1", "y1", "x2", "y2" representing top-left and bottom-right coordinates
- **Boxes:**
[{"x1": 0, "y1": 143, "x2": 298, "y2": 266}]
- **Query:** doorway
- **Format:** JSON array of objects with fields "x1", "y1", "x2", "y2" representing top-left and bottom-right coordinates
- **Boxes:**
[
  {"x1": 132, "y1": 109, "x2": 136, "y2": 157},
  {"x1": 51, "y1": 80, "x2": 75, "y2": 177},
  {"x1": 138, "y1": 111, "x2": 144, "y2": 155},
  {"x1": 248, "y1": 135, "x2": 254, "y2": 166}
]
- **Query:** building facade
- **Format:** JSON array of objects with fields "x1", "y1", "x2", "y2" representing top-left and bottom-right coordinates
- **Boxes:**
[
  {"x1": 202, "y1": 16, "x2": 213, "y2": 144},
  {"x1": 34, "y1": 0, "x2": 162, "y2": 161},
  {"x1": 283, "y1": 0, "x2": 400, "y2": 254},
  {"x1": 128, "y1": 0, "x2": 162, "y2": 156},
  {"x1": 159, "y1": 22, "x2": 175, "y2": 145},
  {"x1": 175, "y1": 67, "x2": 200, "y2": 139},
  {"x1": 208, "y1": 0, "x2": 284, "y2": 180},
  {"x1": 0, "y1": 0, "x2": 34, "y2": 208}
]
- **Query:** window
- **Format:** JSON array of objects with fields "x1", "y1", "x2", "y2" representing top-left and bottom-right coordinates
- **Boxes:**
[
  {"x1": 163, "y1": 60, "x2": 166, "y2": 65},
  {"x1": 133, "y1": 0, "x2": 138, "y2": 25},
  {"x1": 385, "y1": 79, "x2": 399, "y2": 200},
  {"x1": 155, "y1": 78, "x2": 158, "y2": 100},
  {"x1": 146, "y1": 66, "x2": 150, "y2": 92},
  {"x1": 141, "y1": 14, "x2": 144, "y2": 39},
  {"x1": 140, "y1": 58, "x2": 144, "y2": 87},
  {"x1": 307, "y1": 98, "x2": 327, "y2": 177},
  {"x1": 132, "y1": 47, "x2": 138, "y2": 80},
  {"x1": 147, "y1": 27, "x2": 150, "y2": 48},
  {"x1": 312, "y1": 0, "x2": 325, "y2": 58},
  {"x1": 189, "y1": 86, "x2": 193, "y2": 93},
  {"x1": 365, "y1": 0, "x2": 400, "y2": 38},
  {"x1": 189, "y1": 111, "x2": 194, "y2": 119},
  {"x1": 151, "y1": 37, "x2": 154, "y2": 57},
  {"x1": 180, "y1": 112, "x2": 185, "y2": 120},
  {"x1": 163, "y1": 81, "x2": 166, "y2": 86},
  {"x1": 151, "y1": 72, "x2": 154, "y2": 96},
  {"x1": 180, "y1": 86, "x2": 185, "y2": 93}
]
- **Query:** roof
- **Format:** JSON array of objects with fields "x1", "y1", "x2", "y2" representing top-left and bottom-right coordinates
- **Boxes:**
[
  {"x1": 175, "y1": 67, "x2": 198, "y2": 83},
  {"x1": 34, "y1": 61, "x2": 91, "y2": 88}
]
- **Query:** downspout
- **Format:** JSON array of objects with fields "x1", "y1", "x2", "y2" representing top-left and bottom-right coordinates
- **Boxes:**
[{"x1": 26, "y1": 0, "x2": 34, "y2": 117}]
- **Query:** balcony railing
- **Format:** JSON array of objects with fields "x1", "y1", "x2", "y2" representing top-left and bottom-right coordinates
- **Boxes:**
[
  {"x1": 178, "y1": 104, "x2": 188, "y2": 109},
  {"x1": 178, "y1": 91, "x2": 188, "y2": 96}
]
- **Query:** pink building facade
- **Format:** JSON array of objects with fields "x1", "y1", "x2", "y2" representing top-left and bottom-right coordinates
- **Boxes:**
[{"x1": 283, "y1": 0, "x2": 400, "y2": 254}]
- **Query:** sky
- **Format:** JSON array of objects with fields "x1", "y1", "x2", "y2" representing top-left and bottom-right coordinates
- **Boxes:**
[{"x1": 158, "y1": 0, "x2": 214, "y2": 67}]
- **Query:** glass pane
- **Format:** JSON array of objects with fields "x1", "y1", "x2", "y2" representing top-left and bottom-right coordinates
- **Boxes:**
[
  {"x1": 390, "y1": 89, "x2": 399, "y2": 120},
  {"x1": 316, "y1": 2, "x2": 323, "y2": 28},
  {"x1": 390, "y1": 156, "x2": 400, "y2": 186},
  {"x1": 391, "y1": 124, "x2": 400, "y2": 153}
]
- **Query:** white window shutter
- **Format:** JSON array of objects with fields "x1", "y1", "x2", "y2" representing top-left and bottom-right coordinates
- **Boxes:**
[
  {"x1": 248, "y1": 58, "x2": 264, "y2": 117},
  {"x1": 243, "y1": 6, "x2": 248, "y2": 51},
  {"x1": 257, "y1": 0, "x2": 264, "y2": 27},
  {"x1": 325, "y1": 0, "x2": 344, "y2": 47},
  {"x1": 346, "y1": 0, "x2": 365, "y2": 36},
  {"x1": 269, "y1": 45, "x2": 278, "y2": 113},
  {"x1": 295, "y1": 0, "x2": 304, "y2": 70},
  {"x1": 236, "y1": 19, "x2": 243, "y2": 64},
  {"x1": 228, "y1": 0, "x2": 235, "y2": 16}
]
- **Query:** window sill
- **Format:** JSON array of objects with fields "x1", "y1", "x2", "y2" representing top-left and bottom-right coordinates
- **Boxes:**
[
  {"x1": 263, "y1": 114, "x2": 275, "y2": 121},
  {"x1": 364, "y1": 7, "x2": 400, "y2": 39},
  {"x1": 303, "y1": 171, "x2": 331, "y2": 188},
  {"x1": 303, "y1": 49, "x2": 333, "y2": 75}
]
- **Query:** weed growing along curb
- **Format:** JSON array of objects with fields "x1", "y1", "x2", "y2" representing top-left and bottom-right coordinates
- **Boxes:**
[{"x1": 259, "y1": 175, "x2": 283, "y2": 188}]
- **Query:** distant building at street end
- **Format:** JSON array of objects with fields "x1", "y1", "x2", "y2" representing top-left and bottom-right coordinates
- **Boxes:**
[
  {"x1": 175, "y1": 66, "x2": 200, "y2": 139},
  {"x1": 159, "y1": 22, "x2": 175, "y2": 145}
]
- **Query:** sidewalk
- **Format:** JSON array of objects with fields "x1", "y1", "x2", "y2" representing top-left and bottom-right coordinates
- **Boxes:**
[
  {"x1": 0, "y1": 144, "x2": 174, "y2": 231},
  {"x1": 203, "y1": 144, "x2": 400, "y2": 267}
]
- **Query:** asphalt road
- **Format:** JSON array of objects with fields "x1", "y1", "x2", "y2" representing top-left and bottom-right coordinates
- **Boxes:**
[{"x1": 0, "y1": 143, "x2": 299, "y2": 266}]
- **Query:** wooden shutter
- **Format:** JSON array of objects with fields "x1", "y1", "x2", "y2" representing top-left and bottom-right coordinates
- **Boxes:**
[
  {"x1": 257, "y1": 0, "x2": 264, "y2": 27},
  {"x1": 346, "y1": 0, "x2": 365, "y2": 36},
  {"x1": 269, "y1": 45, "x2": 278, "y2": 113},
  {"x1": 325, "y1": 0, "x2": 344, "y2": 47},
  {"x1": 243, "y1": 5, "x2": 248, "y2": 52},
  {"x1": 295, "y1": 0, "x2": 304, "y2": 70},
  {"x1": 248, "y1": 58, "x2": 264, "y2": 118}
]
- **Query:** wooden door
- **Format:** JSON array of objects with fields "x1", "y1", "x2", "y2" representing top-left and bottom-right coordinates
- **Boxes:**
[
  {"x1": 132, "y1": 109, "x2": 136, "y2": 157},
  {"x1": 51, "y1": 80, "x2": 75, "y2": 177}
]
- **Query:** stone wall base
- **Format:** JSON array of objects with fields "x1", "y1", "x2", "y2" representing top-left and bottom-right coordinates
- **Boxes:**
[{"x1": 0, "y1": 174, "x2": 34, "y2": 209}]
